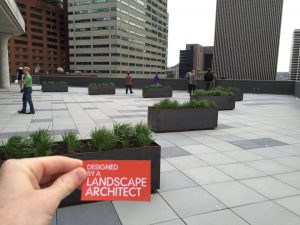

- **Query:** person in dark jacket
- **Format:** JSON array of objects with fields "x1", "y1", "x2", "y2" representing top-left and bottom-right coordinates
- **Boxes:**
[
  {"x1": 204, "y1": 68, "x2": 214, "y2": 90},
  {"x1": 153, "y1": 74, "x2": 160, "y2": 84},
  {"x1": 17, "y1": 67, "x2": 24, "y2": 92}
]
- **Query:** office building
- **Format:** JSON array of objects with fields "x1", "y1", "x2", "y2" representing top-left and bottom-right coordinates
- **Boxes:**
[
  {"x1": 289, "y1": 29, "x2": 300, "y2": 81},
  {"x1": 179, "y1": 44, "x2": 213, "y2": 78},
  {"x1": 67, "y1": 0, "x2": 168, "y2": 78},
  {"x1": 213, "y1": 0, "x2": 283, "y2": 80},
  {"x1": 8, "y1": 0, "x2": 69, "y2": 75}
]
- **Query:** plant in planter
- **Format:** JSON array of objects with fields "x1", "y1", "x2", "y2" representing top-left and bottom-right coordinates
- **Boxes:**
[
  {"x1": 191, "y1": 89, "x2": 235, "y2": 110},
  {"x1": 148, "y1": 99, "x2": 218, "y2": 133},
  {"x1": 143, "y1": 83, "x2": 172, "y2": 98},
  {"x1": 88, "y1": 82, "x2": 116, "y2": 95},
  {"x1": 214, "y1": 86, "x2": 243, "y2": 101},
  {"x1": 62, "y1": 131, "x2": 79, "y2": 154},
  {"x1": 0, "y1": 122, "x2": 161, "y2": 207},
  {"x1": 30, "y1": 129, "x2": 54, "y2": 157},
  {"x1": 42, "y1": 81, "x2": 68, "y2": 92}
]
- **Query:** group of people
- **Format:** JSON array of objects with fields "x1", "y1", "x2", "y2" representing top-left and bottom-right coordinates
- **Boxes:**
[
  {"x1": 186, "y1": 68, "x2": 217, "y2": 95},
  {"x1": 16, "y1": 66, "x2": 35, "y2": 114}
]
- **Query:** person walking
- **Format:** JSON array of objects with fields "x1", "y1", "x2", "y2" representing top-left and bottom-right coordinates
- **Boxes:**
[
  {"x1": 188, "y1": 70, "x2": 196, "y2": 96},
  {"x1": 18, "y1": 67, "x2": 35, "y2": 114},
  {"x1": 204, "y1": 68, "x2": 214, "y2": 90},
  {"x1": 153, "y1": 73, "x2": 160, "y2": 84},
  {"x1": 125, "y1": 73, "x2": 133, "y2": 94},
  {"x1": 185, "y1": 72, "x2": 191, "y2": 93}
]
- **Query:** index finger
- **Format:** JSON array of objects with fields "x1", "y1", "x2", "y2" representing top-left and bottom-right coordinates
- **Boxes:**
[{"x1": 21, "y1": 156, "x2": 83, "y2": 182}]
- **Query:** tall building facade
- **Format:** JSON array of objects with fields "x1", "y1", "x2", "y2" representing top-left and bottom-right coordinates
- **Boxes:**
[
  {"x1": 289, "y1": 29, "x2": 300, "y2": 81},
  {"x1": 179, "y1": 44, "x2": 213, "y2": 78},
  {"x1": 213, "y1": 0, "x2": 283, "y2": 80},
  {"x1": 67, "y1": 0, "x2": 168, "y2": 78},
  {"x1": 8, "y1": 0, "x2": 69, "y2": 75}
]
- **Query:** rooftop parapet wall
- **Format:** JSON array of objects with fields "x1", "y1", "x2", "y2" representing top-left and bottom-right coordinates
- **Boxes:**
[{"x1": 12, "y1": 75, "x2": 297, "y2": 96}]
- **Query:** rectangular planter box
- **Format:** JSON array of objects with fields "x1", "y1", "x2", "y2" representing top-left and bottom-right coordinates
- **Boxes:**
[
  {"x1": 0, "y1": 142, "x2": 161, "y2": 207},
  {"x1": 143, "y1": 86, "x2": 172, "y2": 98},
  {"x1": 234, "y1": 92, "x2": 244, "y2": 101},
  {"x1": 148, "y1": 107, "x2": 218, "y2": 133},
  {"x1": 191, "y1": 95, "x2": 235, "y2": 110},
  {"x1": 88, "y1": 86, "x2": 115, "y2": 95},
  {"x1": 42, "y1": 82, "x2": 68, "y2": 92}
]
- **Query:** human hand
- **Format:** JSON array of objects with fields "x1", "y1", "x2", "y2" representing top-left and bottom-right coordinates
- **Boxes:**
[{"x1": 0, "y1": 156, "x2": 86, "y2": 225}]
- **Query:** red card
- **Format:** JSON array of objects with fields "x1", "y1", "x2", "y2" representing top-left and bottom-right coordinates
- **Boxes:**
[{"x1": 81, "y1": 160, "x2": 151, "y2": 201}]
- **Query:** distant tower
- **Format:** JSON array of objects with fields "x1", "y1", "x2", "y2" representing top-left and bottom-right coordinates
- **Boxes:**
[
  {"x1": 213, "y1": 0, "x2": 283, "y2": 80},
  {"x1": 289, "y1": 29, "x2": 300, "y2": 81}
]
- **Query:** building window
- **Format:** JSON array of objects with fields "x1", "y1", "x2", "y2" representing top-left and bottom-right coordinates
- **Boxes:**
[
  {"x1": 93, "y1": 53, "x2": 109, "y2": 56},
  {"x1": 14, "y1": 40, "x2": 28, "y2": 45},
  {"x1": 32, "y1": 35, "x2": 43, "y2": 40},
  {"x1": 93, "y1": 45, "x2": 109, "y2": 48},
  {"x1": 32, "y1": 28, "x2": 43, "y2": 34},
  {"x1": 32, "y1": 42, "x2": 43, "y2": 47},
  {"x1": 94, "y1": 62, "x2": 109, "y2": 65},
  {"x1": 30, "y1": 7, "x2": 42, "y2": 13},
  {"x1": 31, "y1": 14, "x2": 42, "y2": 20}
]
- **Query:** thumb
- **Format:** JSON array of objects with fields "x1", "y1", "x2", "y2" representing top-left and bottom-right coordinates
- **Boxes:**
[{"x1": 45, "y1": 167, "x2": 86, "y2": 203}]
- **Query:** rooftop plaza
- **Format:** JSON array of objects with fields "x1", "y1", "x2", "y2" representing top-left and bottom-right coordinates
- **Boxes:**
[{"x1": 0, "y1": 84, "x2": 300, "y2": 225}]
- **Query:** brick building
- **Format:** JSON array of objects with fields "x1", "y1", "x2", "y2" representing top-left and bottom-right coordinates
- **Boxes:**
[{"x1": 8, "y1": 0, "x2": 69, "y2": 75}]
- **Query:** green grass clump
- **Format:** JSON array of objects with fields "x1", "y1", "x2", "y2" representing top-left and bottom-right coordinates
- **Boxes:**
[
  {"x1": 193, "y1": 89, "x2": 234, "y2": 96},
  {"x1": 154, "y1": 99, "x2": 216, "y2": 109},
  {"x1": 154, "y1": 99, "x2": 181, "y2": 109},
  {"x1": 145, "y1": 83, "x2": 162, "y2": 89},
  {"x1": 91, "y1": 128, "x2": 115, "y2": 151},
  {"x1": 62, "y1": 131, "x2": 79, "y2": 153},
  {"x1": 2, "y1": 136, "x2": 34, "y2": 159},
  {"x1": 90, "y1": 122, "x2": 153, "y2": 151},
  {"x1": 215, "y1": 86, "x2": 240, "y2": 93},
  {"x1": 113, "y1": 122, "x2": 135, "y2": 149},
  {"x1": 182, "y1": 100, "x2": 217, "y2": 109},
  {"x1": 30, "y1": 129, "x2": 54, "y2": 157},
  {"x1": 134, "y1": 122, "x2": 153, "y2": 147}
]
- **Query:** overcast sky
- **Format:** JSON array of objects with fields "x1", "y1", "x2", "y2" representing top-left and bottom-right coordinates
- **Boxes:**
[{"x1": 167, "y1": 0, "x2": 300, "y2": 72}]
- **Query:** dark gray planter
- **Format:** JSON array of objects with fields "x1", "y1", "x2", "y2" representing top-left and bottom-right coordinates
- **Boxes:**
[
  {"x1": 0, "y1": 142, "x2": 161, "y2": 207},
  {"x1": 143, "y1": 86, "x2": 172, "y2": 98},
  {"x1": 88, "y1": 86, "x2": 115, "y2": 95},
  {"x1": 234, "y1": 92, "x2": 244, "y2": 101},
  {"x1": 148, "y1": 107, "x2": 218, "y2": 133},
  {"x1": 191, "y1": 96, "x2": 235, "y2": 110},
  {"x1": 60, "y1": 142, "x2": 161, "y2": 207},
  {"x1": 42, "y1": 82, "x2": 68, "y2": 92}
]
